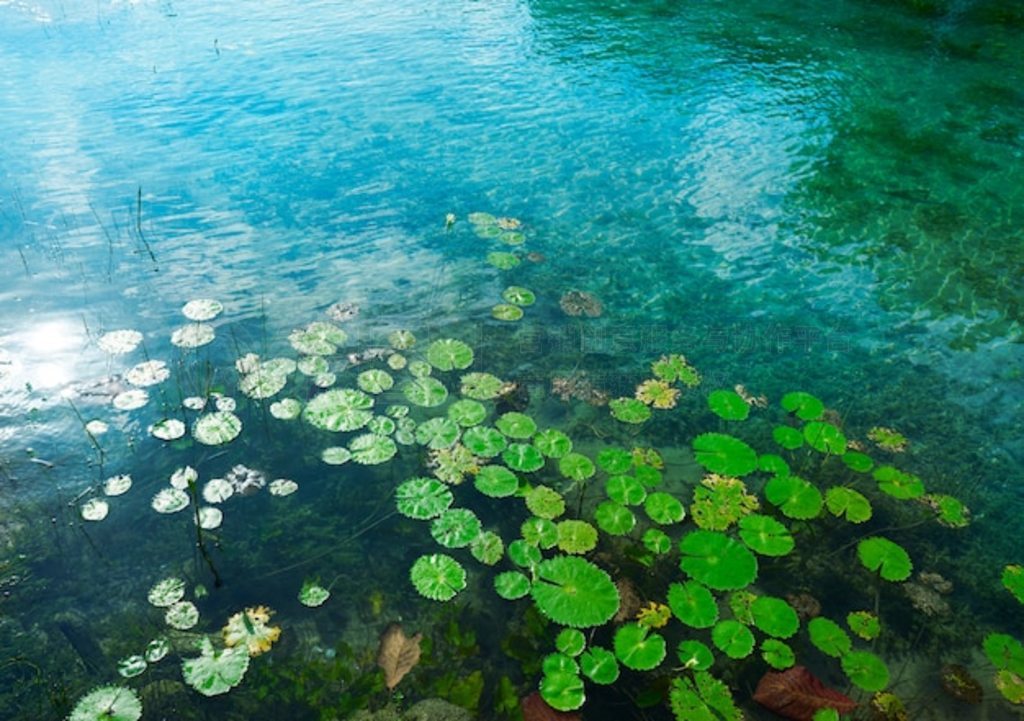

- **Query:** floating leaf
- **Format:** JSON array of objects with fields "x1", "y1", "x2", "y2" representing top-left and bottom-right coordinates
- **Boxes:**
[
  {"x1": 470, "y1": 531, "x2": 504, "y2": 565},
  {"x1": 525, "y1": 486, "x2": 565, "y2": 520},
  {"x1": 781, "y1": 391, "x2": 824, "y2": 420},
  {"x1": 644, "y1": 492, "x2": 685, "y2": 524},
  {"x1": 151, "y1": 488, "x2": 189, "y2": 514},
  {"x1": 502, "y1": 442, "x2": 545, "y2": 472},
  {"x1": 426, "y1": 339, "x2": 474, "y2": 371},
  {"x1": 144, "y1": 638, "x2": 170, "y2": 663},
  {"x1": 356, "y1": 369, "x2": 393, "y2": 394},
  {"x1": 502, "y1": 286, "x2": 536, "y2": 306},
  {"x1": 68, "y1": 686, "x2": 142, "y2": 721},
  {"x1": 448, "y1": 399, "x2": 486, "y2": 427},
  {"x1": 268, "y1": 478, "x2": 298, "y2": 496},
  {"x1": 531, "y1": 556, "x2": 619, "y2": 628},
  {"x1": 321, "y1": 447, "x2": 352, "y2": 465},
  {"x1": 1003, "y1": 565, "x2": 1024, "y2": 604},
  {"x1": 667, "y1": 581, "x2": 718, "y2": 629},
  {"x1": 556, "y1": 520, "x2": 598, "y2": 554},
  {"x1": 842, "y1": 650, "x2": 889, "y2": 692},
  {"x1": 540, "y1": 670, "x2": 585, "y2": 712},
  {"x1": 462, "y1": 426, "x2": 507, "y2": 457},
  {"x1": 842, "y1": 451, "x2": 874, "y2": 473},
  {"x1": 642, "y1": 528, "x2": 672, "y2": 555},
  {"x1": 708, "y1": 390, "x2": 750, "y2": 420},
  {"x1": 460, "y1": 372, "x2": 505, "y2": 400},
  {"x1": 596, "y1": 447, "x2": 633, "y2": 474},
  {"x1": 303, "y1": 389, "x2": 373, "y2": 432},
  {"x1": 759, "y1": 454, "x2": 790, "y2": 477},
  {"x1": 222, "y1": 606, "x2": 280, "y2": 657},
  {"x1": 594, "y1": 501, "x2": 636, "y2": 535},
  {"x1": 606, "y1": 475, "x2": 646, "y2": 506},
  {"x1": 983, "y1": 633, "x2": 1024, "y2": 674},
  {"x1": 299, "y1": 582, "x2": 330, "y2": 608},
  {"x1": 846, "y1": 611, "x2": 880, "y2": 640},
  {"x1": 808, "y1": 618, "x2": 851, "y2": 658},
  {"x1": 148, "y1": 577, "x2": 186, "y2": 607},
  {"x1": 98, "y1": 329, "x2": 143, "y2": 354},
  {"x1": 396, "y1": 477, "x2": 453, "y2": 519},
  {"x1": 857, "y1": 537, "x2": 912, "y2": 582},
  {"x1": 182, "y1": 637, "x2": 250, "y2": 696},
  {"x1": 171, "y1": 323, "x2": 216, "y2": 348},
  {"x1": 410, "y1": 554, "x2": 466, "y2": 601},
  {"x1": 926, "y1": 493, "x2": 970, "y2": 528},
  {"x1": 773, "y1": 425, "x2": 804, "y2": 450},
  {"x1": 867, "y1": 426, "x2": 908, "y2": 453},
  {"x1": 403, "y1": 377, "x2": 449, "y2": 407},
  {"x1": 492, "y1": 303, "x2": 524, "y2": 321},
  {"x1": 614, "y1": 623, "x2": 666, "y2": 670},
  {"x1": 751, "y1": 596, "x2": 800, "y2": 638},
  {"x1": 679, "y1": 530, "x2": 758, "y2": 591},
  {"x1": 288, "y1": 321, "x2": 346, "y2": 355},
  {"x1": 494, "y1": 571, "x2": 531, "y2": 600},
  {"x1": 165, "y1": 601, "x2": 199, "y2": 630},
  {"x1": 738, "y1": 514, "x2": 795, "y2": 556},
  {"x1": 712, "y1": 619, "x2": 756, "y2": 659},
  {"x1": 474, "y1": 465, "x2": 519, "y2": 497},
  {"x1": 635, "y1": 379, "x2": 680, "y2": 409},
  {"x1": 534, "y1": 429, "x2": 573, "y2": 458},
  {"x1": 765, "y1": 475, "x2": 823, "y2": 520},
  {"x1": 761, "y1": 639, "x2": 796, "y2": 670},
  {"x1": 609, "y1": 397, "x2": 652, "y2": 424},
  {"x1": 556, "y1": 628, "x2": 586, "y2": 658},
  {"x1": 677, "y1": 640, "x2": 715, "y2": 671},
  {"x1": 431, "y1": 508, "x2": 482, "y2": 548},
  {"x1": 239, "y1": 369, "x2": 288, "y2": 400},
  {"x1": 693, "y1": 433, "x2": 758, "y2": 476},
  {"x1": 521, "y1": 517, "x2": 558, "y2": 548},
  {"x1": 651, "y1": 354, "x2": 700, "y2": 386},
  {"x1": 495, "y1": 412, "x2": 537, "y2": 439},
  {"x1": 349, "y1": 433, "x2": 397, "y2": 464},
  {"x1": 486, "y1": 251, "x2": 520, "y2": 269},
  {"x1": 81, "y1": 498, "x2": 109, "y2": 521},
  {"x1": 181, "y1": 298, "x2": 222, "y2": 321},
  {"x1": 580, "y1": 647, "x2": 619, "y2": 684},
  {"x1": 192, "y1": 411, "x2": 242, "y2": 445},
  {"x1": 824, "y1": 487, "x2": 873, "y2": 523},
  {"x1": 804, "y1": 422, "x2": 847, "y2": 455},
  {"x1": 558, "y1": 452, "x2": 595, "y2": 482},
  {"x1": 873, "y1": 465, "x2": 925, "y2": 500},
  {"x1": 414, "y1": 417, "x2": 460, "y2": 450},
  {"x1": 117, "y1": 655, "x2": 146, "y2": 678}
]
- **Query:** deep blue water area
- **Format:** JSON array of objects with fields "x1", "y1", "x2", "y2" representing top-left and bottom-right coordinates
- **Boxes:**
[{"x1": 1, "y1": 1, "x2": 1023, "y2": 720}]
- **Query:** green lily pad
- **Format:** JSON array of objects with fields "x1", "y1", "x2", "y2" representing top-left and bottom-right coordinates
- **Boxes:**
[
  {"x1": 1003, "y1": 565, "x2": 1024, "y2": 604},
  {"x1": 580, "y1": 647, "x2": 619, "y2": 684},
  {"x1": 192, "y1": 411, "x2": 242, "y2": 445},
  {"x1": 486, "y1": 251, "x2": 520, "y2": 270},
  {"x1": 349, "y1": 433, "x2": 397, "y2": 464},
  {"x1": 558, "y1": 452, "x2": 595, "y2": 482},
  {"x1": 298, "y1": 355, "x2": 330, "y2": 377},
  {"x1": 712, "y1": 619, "x2": 755, "y2": 659},
  {"x1": 521, "y1": 517, "x2": 558, "y2": 548},
  {"x1": 303, "y1": 389, "x2": 374, "y2": 432},
  {"x1": 764, "y1": 475, "x2": 823, "y2": 520},
  {"x1": 651, "y1": 354, "x2": 700, "y2": 385},
  {"x1": 556, "y1": 520, "x2": 598, "y2": 554},
  {"x1": 804, "y1": 421, "x2": 847, "y2": 455},
  {"x1": 825, "y1": 487, "x2": 873, "y2": 523},
  {"x1": 679, "y1": 530, "x2": 758, "y2": 591},
  {"x1": 594, "y1": 501, "x2": 636, "y2": 535},
  {"x1": 117, "y1": 655, "x2": 146, "y2": 679},
  {"x1": 182, "y1": 637, "x2": 250, "y2": 697},
  {"x1": 508, "y1": 539, "x2": 542, "y2": 568},
  {"x1": 525, "y1": 486, "x2": 565, "y2": 520},
  {"x1": 395, "y1": 477, "x2": 454, "y2": 519},
  {"x1": 857, "y1": 537, "x2": 912, "y2": 581},
  {"x1": 165, "y1": 601, "x2": 199, "y2": 630},
  {"x1": 531, "y1": 556, "x2": 619, "y2": 628},
  {"x1": 502, "y1": 443, "x2": 545, "y2": 472},
  {"x1": 494, "y1": 571, "x2": 531, "y2": 600},
  {"x1": 148, "y1": 577, "x2": 186, "y2": 607},
  {"x1": 403, "y1": 377, "x2": 449, "y2": 407},
  {"x1": 781, "y1": 391, "x2": 824, "y2": 420},
  {"x1": 470, "y1": 531, "x2": 504, "y2": 566},
  {"x1": 460, "y1": 372, "x2": 505, "y2": 399},
  {"x1": 808, "y1": 617, "x2": 852, "y2": 657},
  {"x1": 557, "y1": 628, "x2": 587, "y2": 657},
  {"x1": 491, "y1": 303, "x2": 523, "y2": 321},
  {"x1": 540, "y1": 671, "x2": 585, "y2": 712},
  {"x1": 692, "y1": 433, "x2": 758, "y2": 476},
  {"x1": 426, "y1": 339, "x2": 474, "y2": 371},
  {"x1": 389, "y1": 330, "x2": 417, "y2": 350},
  {"x1": 614, "y1": 623, "x2": 666, "y2": 671},
  {"x1": 606, "y1": 475, "x2": 646, "y2": 506},
  {"x1": 408, "y1": 360, "x2": 432, "y2": 378},
  {"x1": 927, "y1": 494, "x2": 970, "y2": 528},
  {"x1": 676, "y1": 640, "x2": 714, "y2": 671},
  {"x1": 462, "y1": 426, "x2": 507, "y2": 457},
  {"x1": 842, "y1": 650, "x2": 890, "y2": 692},
  {"x1": 847, "y1": 611, "x2": 881, "y2": 640},
  {"x1": 761, "y1": 639, "x2": 796, "y2": 669},
  {"x1": 534, "y1": 429, "x2": 573, "y2": 458},
  {"x1": 759, "y1": 454, "x2": 790, "y2": 477},
  {"x1": 983, "y1": 633, "x2": 1024, "y2": 674},
  {"x1": 842, "y1": 451, "x2": 874, "y2": 473},
  {"x1": 410, "y1": 553, "x2": 466, "y2": 601},
  {"x1": 738, "y1": 514, "x2": 795, "y2": 556},
  {"x1": 474, "y1": 465, "x2": 519, "y2": 497},
  {"x1": 68, "y1": 686, "x2": 143, "y2": 721},
  {"x1": 667, "y1": 581, "x2": 718, "y2": 629},
  {"x1": 751, "y1": 596, "x2": 800, "y2": 638},
  {"x1": 431, "y1": 508, "x2": 482, "y2": 548},
  {"x1": 642, "y1": 528, "x2": 672, "y2": 555},
  {"x1": 356, "y1": 369, "x2": 394, "y2": 394},
  {"x1": 772, "y1": 425, "x2": 804, "y2": 450},
  {"x1": 644, "y1": 492, "x2": 685, "y2": 524},
  {"x1": 299, "y1": 581, "x2": 330, "y2": 608},
  {"x1": 495, "y1": 412, "x2": 537, "y2": 439},
  {"x1": 708, "y1": 389, "x2": 750, "y2": 421},
  {"x1": 596, "y1": 447, "x2": 633, "y2": 474},
  {"x1": 448, "y1": 399, "x2": 487, "y2": 427},
  {"x1": 609, "y1": 397, "x2": 652, "y2": 424},
  {"x1": 502, "y1": 286, "x2": 536, "y2": 306},
  {"x1": 322, "y1": 446, "x2": 352, "y2": 465},
  {"x1": 367, "y1": 416, "x2": 396, "y2": 436},
  {"x1": 415, "y1": 417, "x2": 461, "y2": 450},
  {"x1": 873, "y1": 465, "x2": 926, "y2": 500}
]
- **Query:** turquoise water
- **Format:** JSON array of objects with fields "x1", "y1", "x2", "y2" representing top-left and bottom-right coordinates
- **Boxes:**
[{"x1": 1, "y1": 0, "x2": 1023, "y2": 719}]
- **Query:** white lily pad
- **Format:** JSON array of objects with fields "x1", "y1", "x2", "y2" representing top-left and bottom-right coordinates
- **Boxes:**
[
  {"x1": 117, "y1": 655, "x2": 146, "y2": 679},
  {"x1": 269, "y1": 478, "x2": 298, "y2": 496},
  {"x1": 170, "y1": 466, "x2": 198, "y2": 489},
  {"x1": 321, "y1": 447, "x2": 352, "y2": 465},
  {"x1": 193, "y1": 411, "x2": 242, "y2": 445},
  {"x1": 125, "y1": 360, "x2": 170, "y2": 387},
  {"x1": 81, "y1": 498, "x2": 109, "y2": 521},
  {"x1": 103, "y1": 474, "x2": 133, "y2": 496},
  {"x1": 150, "y1": 419, "x2": 186, "y2": 441},
  {"x1": 165, "y1": 601, "x2": 199, "y2": 630},
  {"x1": 84, "y1": 420, "x2": 108, "y2": 435},
  {"x1": 152, "y1": 488, "x2": 190, "y2": 513},
  {"x1": 98, "y1": 329, "x2": 143, "y2": 354},
  {"x1": 198, "y1": 506, "x2": 223, "y2": 529},
  {"x1": 171, "y1": 323, "x2": 216, "y2": 348},
  {"x1": 270, "y1": 398, "x2": 302, "y2": 420},
  {"x1": 182, "y1": 299, "x2": 223, "y2": 322},
  {"x1": 148, "y1": 577, "x2": 186, "y2": 607},
  {"x1": 145, "y1": 638, "x2": 170, "y2": 663},
  {"x1": 182, "y1": 396, "x2": 207, "y2": 410},
  {"x1": 203, "y1": 478, "x2": 234, "y2": 504},
  {"x1": 112, "y1": 389, "x2": 149, "y2": 410}
]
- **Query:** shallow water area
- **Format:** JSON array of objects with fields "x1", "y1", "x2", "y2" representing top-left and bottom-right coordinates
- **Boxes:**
[{"x1": 1, "y1": 1, "x2": 1023, "y2": 720}]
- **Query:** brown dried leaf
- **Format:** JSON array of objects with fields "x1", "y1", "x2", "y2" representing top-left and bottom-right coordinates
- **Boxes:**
[{"x1": 376, "y1": 623, "x2": 422, "y2": 690}]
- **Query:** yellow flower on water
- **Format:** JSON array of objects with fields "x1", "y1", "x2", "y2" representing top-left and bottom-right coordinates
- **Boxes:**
[
  {"x1": 635, "y1": 601, "x2": 671, "y2": 629},
  {"x1": 222, "y1": 605, "x2": 281, "y2": 657}
]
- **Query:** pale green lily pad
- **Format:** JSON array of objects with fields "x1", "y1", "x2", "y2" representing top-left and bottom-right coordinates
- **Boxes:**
[
  {"x1": 460, "y1": 372, "x2": 505, "y2": 400},
  {"x1": 165, "y1": 601, "x2": 199, "y2": 630},
  {"x1": 182, "y1": 637, "x2": 250, "y2": 696},
  {"x1": 491, "y1": 304, "x2": 524, "y2": 321},
  {"x1": 303, "y1": 389, "x2": 374, "y2": 432},
  {"x1": 396, "y1": 477, "x2": 453, "y2": 519},
  {"x1": 426, "y1": 339, "x2": 475, "y2": 371},
  {"x1": 68, "y1": 686, "x2": 142, "y2": 721},
  {"x1": 502, "y1": 286, "x2": 536, "y2": 306},
  {"x1": 321, "y1": 447, "x2": 352, "y2": 465},
  {"x1": 117, "y1": 655, "x2": 146, "y2": 679},
  {"x1": 192, "y1": 411, "x2": 242, "y2": 445},
  {"x1": 349, "y1": 433, "x2": 397, "y2": 464},
  {"x1": 151, "y1": 488, "x2": 189, "y2": 513},
  {"x1": 502, "y1": 443, "x2": 545, "y2": 472},
  {"x1": 410, "y1": 553, "x2": 466, "y2": 601},
  {"x1": 299, "y1": 581, "x2": 330, "y2": 608},
  {"x1": 403, "y1": 377, "x2": 449, "y2": 407},
  {"x1": 148, "y1": 577, "x2": 186, "y2": 607},
  {"x1": 487, "y1": 252, "x2": 521, "y2": 269},
  {"x1": 357, "y1": 369, "x2": 394, "y2": 394}
]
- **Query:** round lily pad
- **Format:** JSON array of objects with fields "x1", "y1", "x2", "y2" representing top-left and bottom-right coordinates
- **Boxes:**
[
  {"x1": 165, "y1": 601, "x2": 199, "y2": 630},
  {"x1": 712, "y1": 620, "x2": 755, "y2": 659},
  {"x1": 321, "y1": 447, "x2": 352, "y2": 465},
  {"x1": 847, "y1": 611, "x2": 881, "y2": 640},
  {"x1": 495, "y1": 412, "x2": 537, "y2": 439},
  {"x1": 580, "y1": 647, "x2": 619, "y2": 684},
  {"x1": 474, "y1": 465, "x2": 519, "y2": 497},
  {"x1": 494, "y1": 571, "x2": 531, "y2": 600},
  {"x1": 462, "y1": 426, "x2": 507, "y2": 457},
  {"x1": 558, "y1": 452, "x2": 595, "y2": 482},
  {"x1": 152, "y1": 488, "x2": 189, "y2": 513},
  {"x1": 68, "y1": 686, "x2": 142, "y2": 721},
  {"x1": 556, "y1": 520, "x2": 598, "y2": 554},
  {"x1": 470, "y1": 531, "x2": 504, "y2": 566},
  {"x1": 299, "y1": 582, "x2": 330, "y2": 608},
  {"x1": 448, "y1": 399, "x2": 487, "y2": 427},
  {"x1": 148, "y1": 577, "x2": 186, "y2": 607},
  {"x1": 842, "y1": 650, "x2": 890, "y2": 692},
  {"x1": 679, "y1": 530, "x2": 758, "y2": 591},
  {"x1": 738, "y1": 514, "x2": 795, "y2": 556},
  {"x1": 389, "y1": 330, "x2": 416, "y2": 350},
  {"x1": 825, "y1": 487, "x2": 872, "y2": 523},
  {"x1": 781, "y1": 391, "x2": 824, "y2": 420},
  {"x1": 98, "y1": 329, "x2": 143, "y2": 354},
  {"x1": 303, "y1": 389, "x2": 373, "y2": 432},
  {"x1": 692, "y1": 433, "x2": 758, "y2": 476},
  {"x1": 521, "y1": 517, "x2": 559, "y2": 548},
  {"x1": 772, "y1": 425, "x2": 804, "y2": 450},
  {"x1": 644, "y1": 492, "x2": 685, "y2": 524},
  {"x1": 502, "y1": 443, "x2": 545, "y2": 472},
  {"x1": 642, "y1": 528, "x2": 672, "y2": 555},
  {"x1": 609, "y1": 398, "x2": 651, "y2": 424},
  {"x1": 192, "y1": 411, "x2": 242, "y2": 445},
  {"x1": 540, "y1": 670, "x2": 585, "y2": 712},
  {"x1": 415, "y1": 417, "x2": 460, "y2": 450},
  {"x1": 751, "y1": 596, "x2": 800, "y2": 638},
  {"x1": 557, "y1": 628, "x2": 587, "y2": 657},
  {"x1": 492, "y1": 304, "x2": 524, "y2": 321},
  {"x1": 764, "y1": 475, "x2": 823, "y2": 520},
  {"x1": 395, "y1": 477, "x2": 454, "y2": 519},
  {"x1": 502, "y1": 286, "x2": 536, "y2": 306},
  {"x1": 525, "y1": 486, "x2": 565, "y2": 520},
  {"x1": 349, "y1": 433, "x2": 397, "y2": 464},
  {"x1": 804, "y1": 421, "x2": 847, "y2": 455},
  {"x1": 410, "y1": 554, "x2": 466, "y2": 601},
  {"x1": 356, "y1": 369, "x2": 394, "y2": 394},
  {"x1": 873, "y1": 465, "x2": 925, "y2": 500},
  {"x1": 182, "y1": 299, "x2": 223, "y2": 321},
  {"x1": 594, "y1": 501, "x2": 636, "y2": 535},
  {"x1": 596, "y1": 447, "x2": 633, "y2": 474},
  {"x1": 857, "y1": 537, "x2": 912, "y2": 582},
  {"x1": 606, "y1": 475, "x2": 646, "y2": 506},
  {"x1": 534, "y1": 429, "x2": 573, "y2": 458},
  {"x1": 172, "y1": 324, "x2": 216, "y2": 348},
  {"x1": 508, "y1": 539, "x2": 542, "y2": 568},
  {"x1": 677, "y1": 640, "x2": 715, "y2": 671},
  {"x1": 431, "y1": 508, "x2": 482, "y2": 548},
  {"x1": 614, "y1": 623, "x2": 666, "y2": 671},
  {"x1": 403, "y1": 377, "x2": 449, "y2": 407},
  {"x1": 761, "y1": 639, "x2": 796, "y2": 670},
  {"x1": 486, "y1": 251, "x2": 520, "y2": 270},
  {"x1": 531, "y1": 556, "x2": 619, "y2": 628},
  {"x1": 808, "y1": 617, "x2": 852, "y2": 657},
  {"x1": 667, "y1": 581, "x2": 718, "y2": 629},
  {"x1": 426, "y1": 339, "x2": 474, "y2": 371},
  {"x1": 460, "y1": 372, "x2": 505, "y2": 400},
  {"x1": 708, "y1": 390, "x2": 750, "y2": 421}
]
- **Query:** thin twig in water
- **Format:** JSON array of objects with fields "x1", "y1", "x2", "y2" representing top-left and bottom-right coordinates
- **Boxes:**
[{"x1": 135, "y1": 186, "x2": 157, "y2": 264}]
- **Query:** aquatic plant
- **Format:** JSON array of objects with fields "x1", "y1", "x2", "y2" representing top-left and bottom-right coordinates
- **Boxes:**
[
  {"x1": 117, "y1": 655, "x2": 146, "y2": 678},
  {"x1": 182, "y1": 298, "x2": 223, "y2": 321},
  {"x1": 678, "y1": 530, "x2": 758, "y2": 591},
  {"x1": 303, "y1": 388, "x2": 374, "y2": 431},
  {"x1": 182, "y1": 637, "x2": 250, "y2": 696},
  {"x1": 635, "y1": 379, "x2": 680, "y2": 409},
  {"x1": 712, "y1": 619, "x2": 755, "y2": 659},
  {"x1": 847, "y1": 611, "x2": 881, "y2": 640},
  {"x1": 410, "y1": 553, "x2": 467, "y2": 601},
  {"x1": 426, "y1": 338, "x2": 475, "y2": 371},
  {"x1": 614, "y1": 623, "x2": 667, "y2": 670},
  {"x1": 692, "y1": 433, "x2": 758, "y2": 476},
  {"x1": 403, "y1": 376, "x2": 449, "y2": 407},
  {"x1": 192, "y1": 411, "x2": 242, "y2": 445},
  {"x1": 430, "y1": 508, "x2": 482, "y2": 548},
  {"x1": 98, "y1": 329, "x2": 143, "y2": 355},
  {"x1": 165, "y1": 601, "x2": 200, "y2": 630},
  {"x1": 708, "y1": 389, "x2": 750, "y2": 421},
  {"x1": 530, "y1": 556, "x2": 620, "y2": 628},
  {"x1": 608, "y1": 397, "x2": 651, "y2": 424},
  {"x1": 502, "y1": 286, "x2": 536, "y2": 306},
  {"x1": 1003, "y1": 564, "x2": 1024, "y2": 604},
  {"x1": 222, "y1": 606, "x2": 281, "y2": 656},
  {"x1": 80, "y1": 498, "x2": 109, "y2": 521},
  {"x1": 148, "y1": 577, "x2": 186, "y2": 607},
  {"x1": 857, "y1": 537, "x2": 913, "y2": 582},
  {"x1": 68, "y1": 686, "x2": 142, "y2": 721},
  {"x1": 491, "y1": 303, "x2": 524, "y2": 321}
]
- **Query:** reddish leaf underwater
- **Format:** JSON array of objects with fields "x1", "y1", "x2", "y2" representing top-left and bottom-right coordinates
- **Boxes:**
[{"x1": 753, "y1": 666, "x2": 858, "y2": 721}]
